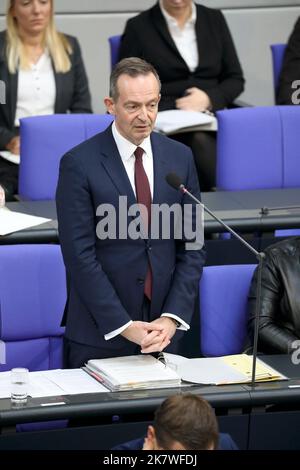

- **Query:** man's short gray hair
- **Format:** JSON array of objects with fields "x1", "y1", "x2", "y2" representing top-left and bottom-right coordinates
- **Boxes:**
[{"x1": 110, "y1": 57, "x2": 161, "y2": 101}]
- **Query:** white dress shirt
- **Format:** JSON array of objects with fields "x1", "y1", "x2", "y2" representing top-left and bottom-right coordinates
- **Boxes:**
[
  {"x1": 104, "y1": 122, "x2": 189, "y2": 340},
  {"x1": 159, "y1": 0, "x2": 198, "y2": 72},
  {"x1": 15, "y1": 50, "x2": 56, "y2": 126}
]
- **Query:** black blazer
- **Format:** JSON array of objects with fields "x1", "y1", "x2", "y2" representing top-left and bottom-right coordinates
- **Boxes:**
[
  {"x1": 119, "y1": 2, "x2": 244, "y2": 111},
  {"x1": 0, "y1": 30, "x2": 92, "y2": 149},
  {"x1": 277, "y1": 17, "x2": 300, "y2": 105},
  {"x1": 248, "y1": 237, "x2": 300, "y2": 354}
]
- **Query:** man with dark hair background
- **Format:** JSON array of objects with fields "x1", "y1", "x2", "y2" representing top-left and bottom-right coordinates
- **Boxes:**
[{"x1": 112, "y1": 394, "x2": 238, "y2": 450}]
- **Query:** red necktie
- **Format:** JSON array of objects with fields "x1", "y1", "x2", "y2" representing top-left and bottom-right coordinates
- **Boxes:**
[{"x1": 134, "y1": 146, "x2": 152, "y2": 300}]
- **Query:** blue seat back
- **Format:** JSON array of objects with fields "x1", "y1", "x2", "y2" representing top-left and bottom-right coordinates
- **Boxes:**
[
  {"x1": 270, "y1": 43, "x2": 286, "y2": 96},
  {"x1": 216, "y1": 106, "x2": 300, "y2": 190},
  {"x1": 0, "y1": 245, "x2": 66, "y2": 371},
  {"x1": 19, "y1": 114, "x2": 114, "y2": 200},
  {"x1": 200, "y1": 264, "x2": 256, "y2": 357},
  {"x1": 108, "y1": 35, "x2": 121, "y2": 70}
]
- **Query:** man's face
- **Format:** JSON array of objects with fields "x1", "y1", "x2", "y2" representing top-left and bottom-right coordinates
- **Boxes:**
[{"x1": 105, "y1": 73, "x2": 160, "y2": 146}]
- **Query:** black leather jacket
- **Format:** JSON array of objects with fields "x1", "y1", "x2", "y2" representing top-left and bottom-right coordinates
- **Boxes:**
[{"x1": 248, "y1": 237, "x2": 300, "y2": 354}]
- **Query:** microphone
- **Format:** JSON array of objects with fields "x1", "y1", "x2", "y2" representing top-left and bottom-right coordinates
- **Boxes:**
[
  {"x1": 260, "y1": 205, "x2": 300, "y2": 215},
  {"x1": 166, "y1": 172, "x2": 265, "y2": 387}
]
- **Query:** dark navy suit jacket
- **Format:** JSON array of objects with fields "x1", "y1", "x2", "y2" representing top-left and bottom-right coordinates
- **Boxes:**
[
  {"x1": 56, "y1": 125, "x2": 205, "y2": 356},
  {"x1": 112, "y1": 433, "x2": 238, "y2": 450}
]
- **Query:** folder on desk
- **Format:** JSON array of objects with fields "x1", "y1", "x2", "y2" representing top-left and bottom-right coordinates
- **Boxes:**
[
  {"x1": 177, "y1": 354, "x2": 287, "y2": 385},
  {"x1": 84, "y1": 353, "x2": 286, "y2": 391},
  {"x1": 84, "y1": 355, "x2": 181, "y2": 391}
]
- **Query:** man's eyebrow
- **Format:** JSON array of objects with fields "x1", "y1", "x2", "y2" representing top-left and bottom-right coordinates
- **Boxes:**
[
  {"x1": 124, "y1": 100, "x2": 140, "y2": 105},
  {"x1": 124, "y1": 98, "x2": 159, "y2": 105}
]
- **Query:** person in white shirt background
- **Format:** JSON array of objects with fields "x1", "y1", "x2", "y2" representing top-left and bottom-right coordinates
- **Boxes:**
[
  {"x1": 119, "y1": 0, "x2": 245, "y2": 191},
  {"x1": 0, "y1": 0, "x2": 92, "y2": 201}
]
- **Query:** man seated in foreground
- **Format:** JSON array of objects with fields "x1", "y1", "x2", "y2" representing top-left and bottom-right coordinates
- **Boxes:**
[{"x1": 112, "y1": 393, "x2": 238, "y2": 450}]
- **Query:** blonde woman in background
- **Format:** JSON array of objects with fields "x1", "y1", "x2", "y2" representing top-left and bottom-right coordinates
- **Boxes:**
[{"x1": 0, "y1": 0, "x2": 92, "y2": 201}]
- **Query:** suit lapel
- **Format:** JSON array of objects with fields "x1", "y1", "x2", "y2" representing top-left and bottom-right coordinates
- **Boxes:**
[
  {"x1": 0, "y1": 50, "x2": 18, "y2": 127},
  {"x1": 54, "y1": 66, "x2": 63, "y2": 113},
  {"x1": 150, "y1": 4, "x2": 187, "y2": 69},
  {"x1": 9, "y1": 71, "x2": 18, "y2": 125},
  {"x1": 99, "y1": 129, "x2": 169, "y2": 237},
  {"x1": 194, "y1": 5, "x2": 207, "y2": 71},
  {"x1": 99, "y1": 126, "x2": 136, "y2": 208},
  {"x1": 151, "y1": 132, "x2": 169, "y2": 206}
]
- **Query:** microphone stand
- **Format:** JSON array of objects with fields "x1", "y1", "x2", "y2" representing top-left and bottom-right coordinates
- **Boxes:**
[
  {"x1": 260, "y1": 205, "x2": 300, "y2": 215},
  {"x1": 179, "y1": 184, "x2": 265, "y2": 388}
]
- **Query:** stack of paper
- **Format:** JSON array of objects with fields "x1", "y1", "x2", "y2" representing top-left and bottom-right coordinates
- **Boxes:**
[
  {"x1": 0, "y1": 369, "x2": 107, "y2": 399},
  {"x1": 155, "y1": 109, "x2": 216, "y2": 134},
  {"x1": 0, "y1": 207, "x2": 51, "y2": 236},
  {"x1": 85, "y1": 355, "x2": 181, "y2": 391}
]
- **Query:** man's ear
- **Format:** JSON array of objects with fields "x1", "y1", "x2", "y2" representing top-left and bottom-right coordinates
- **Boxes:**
[
  {"x1": 104, "y1": 97, "x2": 115, "y2": 115},
  {"x1": 142, "y1": 426, "x2": 156, "y2": 451},
  {"x1": 146, "y1": 425, "x2": 156, "y2": 443}
]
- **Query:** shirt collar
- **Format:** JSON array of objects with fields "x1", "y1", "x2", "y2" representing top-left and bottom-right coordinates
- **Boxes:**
[
  {"x1": 30, "y1": 49, "x2": 50, "y2": 69},
  {"x1": 112, "y1": 121, "x2": 152, "y2": 162},
  {"x1": 159, "y1": 1, "x2": 196, "y2": 28}
]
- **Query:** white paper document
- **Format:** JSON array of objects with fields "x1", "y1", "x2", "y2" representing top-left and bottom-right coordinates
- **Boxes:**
[
  {"x1": 178, "y1": 358, "x2": 248, "y2": 385},
  {"x1": 155, "y1": 110, "x2": 217, "y2": 134},
  {"x1": 43, "y1": 369, "x2": 108, "y2": 395},
  {"x1": 0, "y1": 151, "x2": 20, "y2": 165},
  {"x1": 0, "y1": 207, "x2": 51, "y2": 236},
  {"x1": 0, "y1": 369, "x2": 107, "y2": 399}
]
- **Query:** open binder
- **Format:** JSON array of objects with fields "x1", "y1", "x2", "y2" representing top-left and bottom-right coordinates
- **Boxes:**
[
  {"x1": 84, "y1": 355, "x2": 181, "y2": 391},
  {"x1": 83, "y1": 353, "x2": 286, "y2": 392}
]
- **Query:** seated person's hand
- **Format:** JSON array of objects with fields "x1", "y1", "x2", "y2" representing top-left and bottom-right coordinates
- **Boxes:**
[
  {"x1": 6, "y1": 136, "x2": 20, "y2": 155},
  {"x1": 176, "y1": 87, "x2": 212, "y2": 112},
  {"x1": 0, "y1": 185, "x2": 5, "y2": 208}
]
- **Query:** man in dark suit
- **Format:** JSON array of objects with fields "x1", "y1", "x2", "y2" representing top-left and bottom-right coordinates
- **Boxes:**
[
  {"x1": 119, "y1": 1, "x2": 244, "y2": 191},
  {"x1": 277, "y1": 17, "x2": 300, "y2": 105},
  {"x1": 112, "y1": 394, "x2": 238, "y2": 450},
  {"x1": 56, "y1": 57, "x2": 205, "y2": 368}
]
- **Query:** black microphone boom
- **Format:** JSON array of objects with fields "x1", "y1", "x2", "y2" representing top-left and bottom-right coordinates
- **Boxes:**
[
  {"x1": 165, "y1": 172, "x2": 265, "y2": 388},
  {"x1": 165, "y1": 172, "x2": 184, "y2": 191}
]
